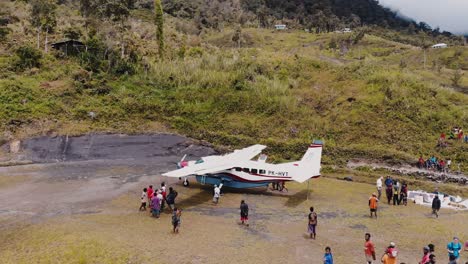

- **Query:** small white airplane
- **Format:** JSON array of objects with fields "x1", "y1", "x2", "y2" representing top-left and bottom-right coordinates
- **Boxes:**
[{"x1": 162, "y1": 141, "x2": 323, "y2": 189}]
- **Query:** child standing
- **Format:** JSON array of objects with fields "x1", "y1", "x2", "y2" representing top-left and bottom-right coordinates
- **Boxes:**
[{"x1": 323, "y1": 247, "x2": 333, "y2": 264}]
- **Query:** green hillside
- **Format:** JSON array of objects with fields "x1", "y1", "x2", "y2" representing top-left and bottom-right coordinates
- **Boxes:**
[{"x1": 0, "y1": 1, "x2": 467, "y2": 171}]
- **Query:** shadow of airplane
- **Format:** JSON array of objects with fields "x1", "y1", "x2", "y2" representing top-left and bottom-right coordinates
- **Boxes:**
[{"x1": 173, "y1": 181, "x2": 312, "y2": 209}]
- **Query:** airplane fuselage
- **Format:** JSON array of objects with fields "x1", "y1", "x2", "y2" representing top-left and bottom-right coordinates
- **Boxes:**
[{"x1": 194, "y1": 163, "x2": 309, "y2": 188}]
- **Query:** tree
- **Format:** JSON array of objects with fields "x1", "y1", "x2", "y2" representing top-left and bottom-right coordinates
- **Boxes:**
[
  {"x1": 155, "y1": 0, "x2": 164, "y2": 59},
  {"x1": 29, "y1": 0, "x2": 57, "y2": 53},
  {"x1": 14, "y1": 46, "x2": 42, "y2": 71},
  {"x1": 93, "y1": 0, "x2": 134, "y2": 58}
]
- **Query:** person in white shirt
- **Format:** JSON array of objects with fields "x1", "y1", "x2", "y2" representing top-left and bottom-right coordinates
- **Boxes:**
[
  {"x1": 156, "y1": 190, "x2": 163, "y2": 207},
  {"x1": 213, "y1": 183, "x2": 223, "y2": 204},
  {"x1": 139, "y1": 188, "x2": 148, "y2": 211},
  {"x1": 376, "y1": 177, "x2": 383, "y2": 200}
]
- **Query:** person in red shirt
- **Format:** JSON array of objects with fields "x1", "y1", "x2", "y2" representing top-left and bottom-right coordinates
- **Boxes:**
[
  {"x1": 418, "y1": 156, "x2": 425, "y2": 169},
  {"x1": 147, "y1": 185, "x2": 154, "y2": 207},
  {"x1": 364, "y1": 233, "x2": 376, "y2": 264},
  {"x1": 440, "y1": 132, "x2": 446, "y2": 140}
]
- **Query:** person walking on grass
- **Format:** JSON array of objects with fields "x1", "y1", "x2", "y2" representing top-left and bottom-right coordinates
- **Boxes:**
[
  {"x1": 139, "y1": 188, "x2": 148, "y2": 211},
  {"x1": 431, "y1": 195, "x2": 441, "y2": 218},
  {"x1": 447, "y1": 237, "x2": 462, "y2": 262},
  {"x1": 308, "y1": 206, "x2": 318, "y2": 239},
  {"x1": 364, "y1": 233, "x2": 376, "y2": 264},
  {"x1": 369, "y1": 193, "x2": 379, "y2": 218},
  {"x1": 240, "y1": 200, "x2": 249, "y2": 226},
  {"x1": 377, "y1": 176, "x2": 383, "y2": 200},
  {"x1": 171, "y1": 207, "x2": 181, "y2": 233},
  {"x1": 323, "y1": 247, "x2": 333, "y2": 264}
]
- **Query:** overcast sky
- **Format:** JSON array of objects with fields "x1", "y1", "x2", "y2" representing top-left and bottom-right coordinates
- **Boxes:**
[{"x1": 378, "y1": 0, "x2": 468, "y2": 34}]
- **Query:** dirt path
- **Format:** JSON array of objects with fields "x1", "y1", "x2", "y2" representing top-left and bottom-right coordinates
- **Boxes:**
[{"x1": 0, "y1": 134, "x2": 215, "y2": 227}]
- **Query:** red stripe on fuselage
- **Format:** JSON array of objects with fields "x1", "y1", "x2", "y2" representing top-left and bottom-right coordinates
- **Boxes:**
[{"x1": 309, "y1": 144, "x2": 322, "y2": 148}]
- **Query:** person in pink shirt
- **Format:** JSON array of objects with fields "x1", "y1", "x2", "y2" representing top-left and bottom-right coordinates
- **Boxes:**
[{"x1": 420, "y1": 246, "x2": 430, "y2": 264}]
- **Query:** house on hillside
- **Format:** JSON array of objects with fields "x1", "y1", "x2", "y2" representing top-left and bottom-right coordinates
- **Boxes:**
[
  {"x1": 343, "y1": 28, "x2": 352, "y2": 33},
  {"x1": 51, "y1": 39, "x2": 86, "y2": 56},
  {"x1": 432, "y1": 43, "x2": 448, "y2": 49},
  {"x1": 275, "y1": 24, "x2": 287, "y2": 30}
]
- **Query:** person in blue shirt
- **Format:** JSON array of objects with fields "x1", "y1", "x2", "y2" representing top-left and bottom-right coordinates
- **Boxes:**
[
  {"x1": 447, "y1": 237, "x2": 462, "y2": 261},
  {"x1": 323, "y1": 246, "x2": 333, "y2": 264}
]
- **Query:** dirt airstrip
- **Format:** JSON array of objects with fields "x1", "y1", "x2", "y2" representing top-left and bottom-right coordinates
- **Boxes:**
[{"x1": 0, "y1": 134, "x2": 467, "y2": 264}]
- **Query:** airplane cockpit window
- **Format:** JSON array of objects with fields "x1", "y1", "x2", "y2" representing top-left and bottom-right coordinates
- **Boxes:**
[
  {"x1": 251, "y1": 169, "x2": 258, "y2": 174},
  {"x1": 195, "y1": 159, "x2": 204, "y2": 164},
  {"x1": 234, "y1": 167, "x2": 242, "y2": 171},
  {"x1": 242, "y1": 168, "x2": 250, "y2": 173}
]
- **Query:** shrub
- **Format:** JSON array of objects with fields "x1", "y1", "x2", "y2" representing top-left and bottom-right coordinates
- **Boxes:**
[
  {"x1": 13, "y1": 46, "x2": 42, "y2": 71},
  {"x1": 0, "y1": 27, "x2": 11, "y2": 42}
]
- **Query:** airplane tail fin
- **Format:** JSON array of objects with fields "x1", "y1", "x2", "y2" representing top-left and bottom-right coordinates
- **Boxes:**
[{"x1": 291, "y1": 141, "x2": 323, "y2": 183}]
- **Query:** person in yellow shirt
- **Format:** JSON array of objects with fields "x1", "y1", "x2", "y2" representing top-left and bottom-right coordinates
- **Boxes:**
[{"x1": 381, "y1": 242, "x2": 398, "y2": 264}]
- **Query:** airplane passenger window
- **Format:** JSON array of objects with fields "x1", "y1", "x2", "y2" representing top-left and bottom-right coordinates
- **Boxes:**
[
  {"x1": 242, "y1": 168, "x2": 250, "y2": 173},
  {"x1": 235, "y1": 167, "x2": 242, "y2": 171},
  {"x1": 259, "y1": 169, "x2": 266, "y2": 174},
  {"x1": 251, "y1": 169, "x2": 258, "y2": 174}
]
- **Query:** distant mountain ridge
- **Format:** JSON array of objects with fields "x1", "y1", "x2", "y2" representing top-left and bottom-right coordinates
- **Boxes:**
[{"x1": 161, "y1": 0, "x2": 455, "y2": 36}]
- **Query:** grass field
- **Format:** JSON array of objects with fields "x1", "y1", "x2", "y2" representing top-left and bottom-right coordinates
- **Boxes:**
[{"x1": 1, "y1": 176, "x2": 466, "y2": 264}]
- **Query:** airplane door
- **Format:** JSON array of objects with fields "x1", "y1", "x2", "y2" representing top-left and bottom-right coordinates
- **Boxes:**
[{"x1": 201, "y1": 175, "x2": 206, "y2": 185}]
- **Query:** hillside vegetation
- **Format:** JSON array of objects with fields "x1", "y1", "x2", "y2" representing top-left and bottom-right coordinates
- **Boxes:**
[{"x1": 0, "y1": 1, "x2": 467, "y2": 171}]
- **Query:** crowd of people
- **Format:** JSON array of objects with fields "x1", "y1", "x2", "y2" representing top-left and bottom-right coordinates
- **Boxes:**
[
  {"x1": 321, "y1": 232, "x2": 467, "y2": 263},
  {"x1": 137, "y1": 180, "x2": 467, "y2": 263},
  {"x1": 439, "y1": 127, "x2": 466, "y2": 144},
  {"x1": 418, "y1": 155, "x2": 451, "y2": 173},
  {"x1": 375, "y1": 176, "x2": 408, "y2": 208},
  {"x1": 139, "y1": 182, "x2": 182, "y2": 232}
]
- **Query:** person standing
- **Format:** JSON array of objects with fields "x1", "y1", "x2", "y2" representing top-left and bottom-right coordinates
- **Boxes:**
[
  {"x1": 308, "y1": 207, "x2": 318, "y2": 239},
  {"x1": 369, "y1": 193, "x2": 379, "y2": 218},
  {"x1": 382, "y1": 242, "x2": 398, "y2": 264},
  {"x1": 447, "y1": 237, "x2": 462, "y2": 262},
  {"x1": 156, "y1": 189, "x2": 164, "y2": 211},
  {"x1": 385, "y1": 176, "x2": 393, "y2": 205},
  {"x1": 151, "y1": 193, "x2": 161, "y2": 218},
  {"x1": 139, "y1": 188, "x2": 148, "y2": 211},
  {"x1": 147, "y1": 185, "x2": 154, "y2": 207},
  {"x1": 171, "y1": 207, "x2": 181, "y2": 233},
  {"x1": 376, "y1": 176, "x2": 383, "y2": 200},
  {"x1": 213, "y1": 183, "x2": 223, "y2": 204},
  {"x1": 323, "y1": 247, "x2": 333, "y2": 264},
  {"x1": 393, "y1": 180, "x2": 401, "y2": 205},
  {"x1": 240, "y1": 200, "x2": 249, "y2": 226},
  {"x1": 428, "y1": 254, "x2": 436, "y2": 264},
  {"x1": 400, "y1": 182, "x2": 408, "y2": 206},
  {"x1": 364, "y1": 233, "x2": 376, "y2": 264},
  {"x1": 166, "y1": 187, "x2": 178, "y2": 211},
  {"x1": 431, "y1": 195, "x2": 441, "y2": 218},
  {"x1": 420, "y1": 246, "x2": 431, "y2": 264},
  {"x1": 161, "y1": 183, "x2": 167, "y2": 211}
]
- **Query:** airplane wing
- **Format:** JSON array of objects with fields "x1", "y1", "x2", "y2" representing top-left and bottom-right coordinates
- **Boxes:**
[{"x1": 162, "y1": 144, "x2": 266, "y2": 178}]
